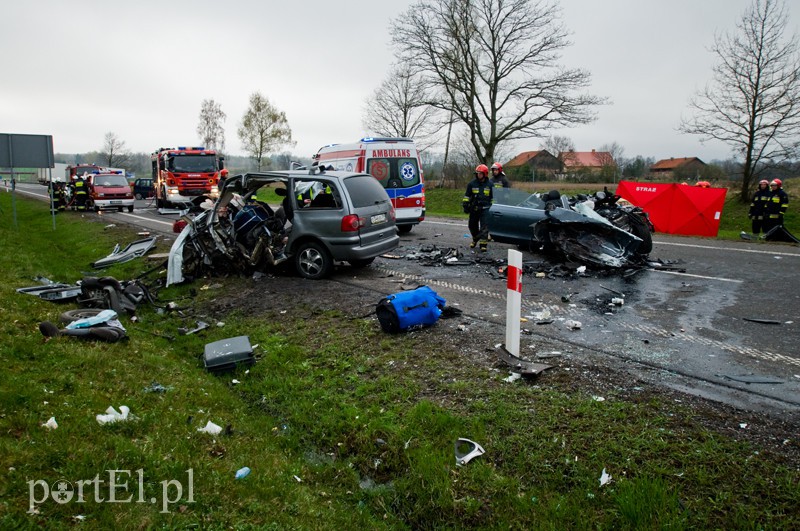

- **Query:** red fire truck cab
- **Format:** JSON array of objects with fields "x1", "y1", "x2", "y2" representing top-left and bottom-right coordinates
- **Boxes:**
[{"x1": 151, "y1": 147, "x2": 226, "y2": 208}]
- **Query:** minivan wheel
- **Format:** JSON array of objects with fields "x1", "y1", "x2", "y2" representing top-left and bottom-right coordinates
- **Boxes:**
[
  {"x1": 397, "y1": 225, "x2": 413, "y2": 234},
  {"x1": 295, "y1": 242, "x2": 333, "y2": 280},
  {"x1": 135, "y1": 193, "x2": 143, "y2": 200},
  {"x1": 127, "y1": 205, "x2": 134, "y2": 213}
]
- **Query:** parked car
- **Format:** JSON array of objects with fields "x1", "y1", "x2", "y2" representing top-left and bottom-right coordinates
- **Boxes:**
[
  {"x1": 167, "y1": 167, "x2": 400, "y2": 284},
  {"x1": 487, "y1": 187, "x2": 653, "y2": 268},
  {"x1": 132, "y1": 177, "x2": 154, "y2": 200}
]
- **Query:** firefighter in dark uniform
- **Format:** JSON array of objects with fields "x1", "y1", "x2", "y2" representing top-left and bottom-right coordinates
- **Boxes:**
[
  {"x1": 72, "y1": 173, "x2": 89, "y2": 212},
  {"x1": 489, "y1": 162, "x2": 510, "y2": 189},
  {"x1": 763, "y1": 178, "x2": 789, "y2": 233},
  {"x1": 462, "y1": 164, "x2": 493, "y2": 252},
  {"x1": 54, "y1": 181, "x2": 67, "y2": 212},
  {"x1": 748, "y1": 179, "x2": 770, "y2": 235}
]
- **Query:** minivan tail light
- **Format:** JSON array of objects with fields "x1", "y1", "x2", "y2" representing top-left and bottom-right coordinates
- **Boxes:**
[
  {"x1": 341, "y1": 214, "x2": 365, "y2": 232},
  {"x1": 389, "y1": 206, "x2": 396, "y2": 222}
]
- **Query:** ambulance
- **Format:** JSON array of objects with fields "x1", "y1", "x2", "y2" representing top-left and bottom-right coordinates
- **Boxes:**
[{"x1": 313, "y1": 137, "x2": 425, "y2": 233}]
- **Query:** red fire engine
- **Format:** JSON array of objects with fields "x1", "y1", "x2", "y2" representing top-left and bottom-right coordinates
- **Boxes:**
[
  {"x1": 151, "y1": 147, "x2": 226, "y2": 208},
  {"x1": 66, "y1": 163, "x2": 103, "y2": 182}
]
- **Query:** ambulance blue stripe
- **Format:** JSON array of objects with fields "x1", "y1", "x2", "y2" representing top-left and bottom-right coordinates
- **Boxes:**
[{"x1": 384, "y1": 184, "x2": 423, "y2": 198}]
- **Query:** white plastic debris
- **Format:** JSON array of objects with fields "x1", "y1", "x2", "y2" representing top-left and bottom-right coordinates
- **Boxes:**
[
  {"x1": 611, "y1": 297, "x2": 624, "y2": 306},
  {"x1": 197, "y1": 421, "x2": 223, "y2": 435},
  {"x1": 503, "y1": 373, "x2": 522, "y2": 383},
  {"x1": 564, "y1": 320, "x2": 582, "y2": 330},
  {"x1": 42, "y1": 417, "x2": 58, "y2": 430},
  {"x1": 739, "y1": 423, "x2": 748, "y2": 429},
  {"x1": 96, "y1": 405, "x2": 130, "y2": 425},
  {"x1": 592, "y1": 396, "x2": 605, "y2": 402},
  {"x1": 232, "y1": 379, "x2": 241, "y2": 385},
  {"x1": 576, "y1": 266, "x2": 586, "y2": 274},
  {"x1": 599, "y1": 468, "x2": 612, "y2": 487},
  {"x1": 293, "y1": 475, "x2": 302, "y2": 482}
]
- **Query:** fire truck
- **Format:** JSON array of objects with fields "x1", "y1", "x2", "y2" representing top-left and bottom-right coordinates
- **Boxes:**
[
  {"x1": 151, "y1": 147, "x2": 226, "y2": 208},
  {"x1": 66, "y1": 163, "x2": 103, "y2": 181}
]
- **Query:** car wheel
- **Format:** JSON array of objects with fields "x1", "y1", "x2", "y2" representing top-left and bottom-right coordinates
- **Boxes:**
[
  {"x1": 294, "y1": 242, "x2": 332, "y2": 280},
  {"x1": 627, "y1": 214, "x2": 653, "y2": 255},
  {"x1": 348, "y1": 257, "x2": 375, "y2": 269},
  {"x1": 397, "y1": 225, "x2": 413, "y2": 234},
  {"x1": 59, "y1": 308, "x2": 105, "y2": 324},
  {"x1": 127, "y1": 205, "x2": 134, "y2": 213},
  {"x1": 135, "y1": 193, "x2": 142, "y2": 200},
  {"x1": 118, "y1": 207, "x2": 123, "y2": 212}
]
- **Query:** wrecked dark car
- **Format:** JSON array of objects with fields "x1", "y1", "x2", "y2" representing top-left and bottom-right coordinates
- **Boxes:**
[
  {"x1": 488, "y1": 187, "x2": 654, "y2": 268},
  {"x1": 167, "y1": 168, "x2": 400, "y2": 284}
]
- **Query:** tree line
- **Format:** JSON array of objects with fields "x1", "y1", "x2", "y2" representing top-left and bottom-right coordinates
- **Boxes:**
[{"x1": 61, "y1": 0, "x2": 800, "y2": 203}]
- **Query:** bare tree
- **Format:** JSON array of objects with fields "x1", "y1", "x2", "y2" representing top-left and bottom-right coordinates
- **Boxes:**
[
  {"x1": 539, "y1": 135, "x2": 575, "y2": 158},
  {"x1": 197, "y1": 99, "x2": 226, "y2": 153},
  {"x1": 680, "y1": 0, "x2": 800, "y2": 202},
  {"x1": 237, "y1": 92, "x2": 295, "y2": 171},
  {"x1": 598, "y1": 142, "x2": 624, "y2": 182},
  {"x1": 362, "y1": 64, "x2": 443, "y2": 149},
  {"x1": 100, "y1": 132, "x2": 131, "y2": 168},
  {"x1": 391, "y1": 0, "x2": 605, "y2": 166}
]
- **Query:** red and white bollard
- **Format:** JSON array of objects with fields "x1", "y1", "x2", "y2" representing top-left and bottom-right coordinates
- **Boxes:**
[{"x1": 505, "y1": 249, "x2": 523, "y2": 356}]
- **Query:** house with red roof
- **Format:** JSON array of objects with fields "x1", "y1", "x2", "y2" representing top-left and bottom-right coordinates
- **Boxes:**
[
  {"x1": 650, "y1": 157, "x2": 706, "y2": 180},
  {"x1": 560, "y1": 149, "x2": 613, "y2": 171},
  {"x1": 503, "y1": 150, "x2": 562, "y2": 179}
]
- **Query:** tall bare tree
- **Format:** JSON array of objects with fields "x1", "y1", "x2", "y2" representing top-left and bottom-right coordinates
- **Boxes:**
[
  {"x1": 197, "y1": 99, "x2": 226, "y2": 153},
  {"x1": 362, "y1": 65, "x2": 443, "y2": 149},
  {"x1": 539, "y1": 135, "x2": 575, "y2": 158},
  {"x1": 680, "y1": 0, "x2": 800, "y2": 202},
  {"x1": 237, "y1": 92, "x2": 294, "y2": 171},
  {"x1": 391, "y1": 0, "x2": 605, "y2": 166},
  {"x1": 100, "y1": 132, "x2": 131, "y2": 168}
]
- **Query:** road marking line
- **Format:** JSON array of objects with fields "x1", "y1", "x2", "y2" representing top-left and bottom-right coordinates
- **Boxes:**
[
  {"x1": 374, "y1": 265, "x2": 798, "y2": 368},
  {"x1": 656, "y1": 241, "x2": 800, "y2": 257},
  {"x1": 649, "y1": 269, "x2": 743, "y2": 283}
]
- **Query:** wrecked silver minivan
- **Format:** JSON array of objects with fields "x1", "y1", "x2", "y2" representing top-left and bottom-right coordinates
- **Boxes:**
[
  {"x1": 167, "y1": 167, "x2": 400, "y2": 285},
  {"x1": 488, "y1": 187, "x2": 653, "y2": 268}
]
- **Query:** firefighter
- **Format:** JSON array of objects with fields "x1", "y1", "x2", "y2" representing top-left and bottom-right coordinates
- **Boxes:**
[
  {"x1": 489, "y1": 162, "x2": 510, "y2": 189},
  {"x1": 763, "y1": 179, "x2": 789, "y2": 233},
  {"x1": 748, "y1": 179, "x2": 771, "y2": 235},
  {"x1": 462, "y1": 164, "x2": 493, "y2": 252},
  {"x1": 54, "y1": 181, "x2": 67, "y2": 212},
  {"x1": 72, "y1": 173, "x2": 89, "y2": 212}
]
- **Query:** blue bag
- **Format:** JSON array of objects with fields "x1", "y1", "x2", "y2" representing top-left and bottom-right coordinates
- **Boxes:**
[{"x1": 376, "y1": 286, "x2": 446, "y2": 333}]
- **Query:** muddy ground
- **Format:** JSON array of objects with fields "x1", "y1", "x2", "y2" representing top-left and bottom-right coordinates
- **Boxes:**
[{"x1": 196, "y1": 272, "x2": 800, "y2": 470}]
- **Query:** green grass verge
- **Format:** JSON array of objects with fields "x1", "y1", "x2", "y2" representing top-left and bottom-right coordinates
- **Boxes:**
[{"x1": 1, "y1": 193, "x2": 798, "y2": 528}]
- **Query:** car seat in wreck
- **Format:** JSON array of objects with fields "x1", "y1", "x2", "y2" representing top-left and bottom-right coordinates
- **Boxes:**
[{"x1": 544, "y1": 190, "x2": 562, "y2": 211}]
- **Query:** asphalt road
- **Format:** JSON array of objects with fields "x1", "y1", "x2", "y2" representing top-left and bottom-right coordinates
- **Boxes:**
[{"x1": 12, "y1": 182, "x2": 800, "y2": 414}]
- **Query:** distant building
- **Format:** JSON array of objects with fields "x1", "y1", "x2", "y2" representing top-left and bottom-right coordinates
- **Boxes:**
[
  {"x1": 560, "y1": 149, "x2": 615, "y2": 177},
  {"x1": 650, "y1": 157, "x2": 706, "y2": 180},
  {"x1": 504, "y1": 150, "x2": 563, "y2": 179}
]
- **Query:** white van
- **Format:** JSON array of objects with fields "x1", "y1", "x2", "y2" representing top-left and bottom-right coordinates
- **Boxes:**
[{"x1": 313, "y1": 137, "x2": 425, "y2": 233}]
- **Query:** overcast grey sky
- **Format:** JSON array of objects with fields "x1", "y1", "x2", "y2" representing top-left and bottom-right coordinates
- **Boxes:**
[{"x1": 2, "y1": 0, "x2": 797, "y2": 163}]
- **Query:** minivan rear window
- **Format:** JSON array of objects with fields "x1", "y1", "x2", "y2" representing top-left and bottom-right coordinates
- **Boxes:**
[{"x1": 344, "y1": 175, "x2": 390, "y2": 208}]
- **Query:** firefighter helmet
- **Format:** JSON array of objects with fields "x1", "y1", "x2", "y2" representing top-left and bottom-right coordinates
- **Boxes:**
[
  {"x1": 770, "y1": 179, "x2": 782, "y2": 187},
  {"x1": 475, "y1": 164, "x2": 489, "y2": 175},
  {"x1": 491, "y1": 162, "x2": 502, "y2": 172}
]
